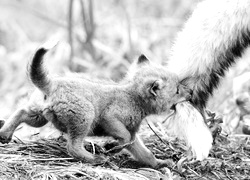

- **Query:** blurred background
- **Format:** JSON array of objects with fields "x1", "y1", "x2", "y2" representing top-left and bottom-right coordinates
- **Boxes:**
[{"x1": 0, "y1": 0, "x2": 250, "y2": 139}]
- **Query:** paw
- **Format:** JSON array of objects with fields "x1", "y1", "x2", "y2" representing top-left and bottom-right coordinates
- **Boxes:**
[
  {"x1": 0, "y1": 120, "x2": 5, "y2": 129},
  {"x1": 0, "y1": 132, "x2": 12, "y2": 144},
  {"x1": 92, "y1": 155, "x2": 108, "y2": 165},
  {"x1": 0, "y1": 120, "x2": 13, "y2": 144},
  {"x1": 155, "y1": 159, "x2": 174, "y2": 169}
]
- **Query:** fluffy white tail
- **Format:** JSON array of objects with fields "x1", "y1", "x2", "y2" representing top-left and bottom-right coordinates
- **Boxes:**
[{"x1": 166, "y1": 102, "x2": 213, "y2": 160}]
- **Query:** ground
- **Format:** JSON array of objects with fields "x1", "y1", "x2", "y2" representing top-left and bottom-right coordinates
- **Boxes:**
[{"x1": 0, "y1": 129, "x2": 250, "y2": 180}]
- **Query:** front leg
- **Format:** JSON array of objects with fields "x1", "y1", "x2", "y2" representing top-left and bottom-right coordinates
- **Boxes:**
[
  {"x1": 102, "y1": 109, "x2": 172, "y2": 168},
  {"x1": 126, "y1": 135, "x2": 173, "y2": 169},
  {"x1": 103, "y1": 119, "x2": 173, "y2": 168},
  {"x1": 102, "y1": 121, "x2": 167, "y2": 168},
  {"x1": 101, "y1": 118, "x2": 133, "y2": 153}
]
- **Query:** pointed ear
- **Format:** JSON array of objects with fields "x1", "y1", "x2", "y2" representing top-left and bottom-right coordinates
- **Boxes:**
[
  {"x1": 149, "y1": 80, "x2": 162, "y2": 97},
  {"x1": 137, "y1": 54, "x2": 150, "y2": 64}
]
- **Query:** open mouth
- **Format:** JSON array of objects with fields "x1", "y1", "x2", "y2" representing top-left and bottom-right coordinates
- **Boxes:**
[{"x1": 170, "y1": 100, "x2": 190, "y2": 111}]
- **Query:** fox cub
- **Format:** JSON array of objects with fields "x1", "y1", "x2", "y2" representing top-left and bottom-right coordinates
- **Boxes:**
[{"x1": 0, "y1": 42, "x2": 190, "y2": 168}]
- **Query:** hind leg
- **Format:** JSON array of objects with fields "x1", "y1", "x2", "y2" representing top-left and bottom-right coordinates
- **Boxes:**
[
  {"x1": 53, "y1": 100, "x2": 106, "y2": 163},
  {"x1": 66, "y1": 118, "x2": 106, "y2": 163},
  {"x1": 0, "y1": 120, "x2": 5, "y2": 129},
  {"x1": 0, "y1": 105, "x2": 48, "y2": 144},
  {"x1": 67, "y1": 130, "x2": 106, "y2": 163}
]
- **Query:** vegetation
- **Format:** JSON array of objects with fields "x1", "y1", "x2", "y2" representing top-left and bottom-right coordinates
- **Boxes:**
[{"x1": 0, "y1": 0, "x2": 250, "y2": 179}]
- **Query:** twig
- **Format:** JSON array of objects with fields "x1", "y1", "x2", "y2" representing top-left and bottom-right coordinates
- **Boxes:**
[
  {"x1": 13, "y1": 135, "x2": 25, "y2": 144},
  {"x1": 120, "y1": 1, "x2": 133, "y2": 59},
  {"x1": 162, "y1": 111, "x2": 175, "y2": 124},
  {"x1": 80, "y1": 0, "x2": 95, "y2": 41},
  {"x1": 146, "y1": 119, "x2": 175, "y2": 151},
  {"x1": 28, "y1": 157, "x2": 74, "y2": 161},
  {"x1": 80, "y1": 0, "x2": 88, "y2": 38},
  {"x1": 89, "y1": 141, "x2": 95, "y2": 155},
  {"x1": 88, "y1": 0, "x2": 94, "y2": 41},
  {"x1": 68, "y1": 0, "x2": 74, "y2": 71},
  {"x1": 79, "y1": 0, "x2": 96, "y2": 61},
  {"x1": 146, "y1": 119, "x2": 165, "y2": 144},
  {"x1": 186, "y1": 166, "x2": 202, "y2": 178}
]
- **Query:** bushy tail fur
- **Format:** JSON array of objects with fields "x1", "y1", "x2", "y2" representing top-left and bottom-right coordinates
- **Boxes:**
[
  {"x1": 30, "y1": 40, "x2": 57, "y2": 95},
  {"x1": 167, "y1": 0, "x2": 250, "y2": 110}
]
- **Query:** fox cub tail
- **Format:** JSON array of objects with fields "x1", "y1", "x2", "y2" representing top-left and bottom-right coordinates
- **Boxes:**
[{"x1": 29, "y1": 39, "x2": 58, "y2": 95}]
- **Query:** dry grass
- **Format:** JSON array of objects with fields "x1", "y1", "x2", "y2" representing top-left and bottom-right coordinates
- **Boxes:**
[
  {"x1": 0, "y1": 137, "x2": 172, "y2": 180},
  {"x1": 0, "y1": 132, "x2": 250, "y2": 180}
]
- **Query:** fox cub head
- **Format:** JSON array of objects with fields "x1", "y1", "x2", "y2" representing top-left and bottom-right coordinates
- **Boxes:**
[{"x1": 127, "y1": 54, "x2": 191, "y2": 114}]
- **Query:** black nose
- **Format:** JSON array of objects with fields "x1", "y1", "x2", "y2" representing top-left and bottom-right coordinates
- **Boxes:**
[
  {"x1": 170, "y1": 104, "x2": 176, "y2": 111},
  {"x1": 236, "y1": 98, "x2": 244, "y2": 106}
]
